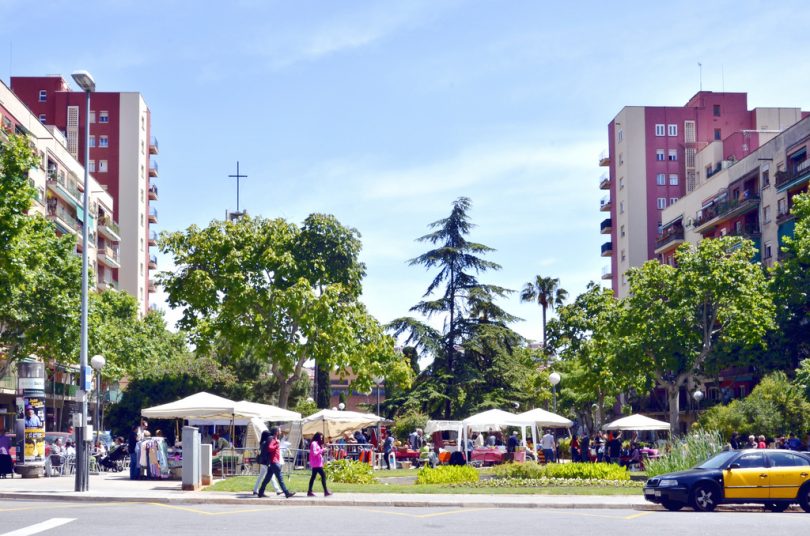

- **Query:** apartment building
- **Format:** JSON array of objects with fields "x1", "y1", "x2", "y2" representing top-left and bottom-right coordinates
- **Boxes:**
[
  {"x1": 11, "y1": 75, "x2": 158, "y2": 314},
  {"x1": 0, "y1": 80, "x2": 119, "y2": 431},
  {"x1": 600, "y1": 91, "x2": 806, "y2": 297},
  {"x1": 658, "y1": 114, "x2": 810, "y2": 269}
]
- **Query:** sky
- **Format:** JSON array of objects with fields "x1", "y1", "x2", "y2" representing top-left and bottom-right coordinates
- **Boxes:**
[{"x1": 2, "y1": 0, "x2": 810, "y2": 342}]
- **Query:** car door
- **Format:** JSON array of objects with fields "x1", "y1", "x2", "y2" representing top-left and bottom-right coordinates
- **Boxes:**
[
  {"x1": 766, "y1": 451, "x2": 810, "y2": 500},
  {"x1": 724, "y1": 452, "x2": 769, "y2": 500}
]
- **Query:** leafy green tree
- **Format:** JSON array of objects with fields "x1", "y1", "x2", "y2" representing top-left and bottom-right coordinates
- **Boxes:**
[
  {"x1": 547, "y1": 282, "x2": 646, "y2": 431},
  {"x1": 388, "y1": 197, "x2": 535, "y2": 418},
  {"x1": 158, "y1": 214, "x2": 405, "y2": 407},
  {"x1": 621, "y1": 237, "x2": 775, "y2": 433},
  {"x1": 520, "y1": 275, "x2": 567, "y2": 350}
]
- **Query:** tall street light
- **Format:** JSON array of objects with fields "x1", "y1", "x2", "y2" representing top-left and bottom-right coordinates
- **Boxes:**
[
  {"x1": 90, "y1": 354, "x2": 105, "y2": 444},
  {"x1": 549, "y1": 372, "x2": 561, "y2": 413},
  {"x1": 72, "y1": 69, "x2": 95, "y2": 492}
]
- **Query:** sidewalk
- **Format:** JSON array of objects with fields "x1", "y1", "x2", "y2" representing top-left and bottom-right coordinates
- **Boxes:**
[{"x1": 0, "y1": 472, "x2": 649, "y2": 509}]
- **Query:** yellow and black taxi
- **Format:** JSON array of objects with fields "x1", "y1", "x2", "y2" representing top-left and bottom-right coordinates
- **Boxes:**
[{"x1": 644, "y1": 449, "x2": 810, "y2": 512}]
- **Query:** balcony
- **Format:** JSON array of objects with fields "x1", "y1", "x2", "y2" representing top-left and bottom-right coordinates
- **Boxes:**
[
  {"x1": 600, "y1": 218, "x2": 612, "y2": 234},
  {"x1": 693, "y1": 192, "x2": 760, "y2": 234},
  {"x1": 148, "y1": 230, "x2": 158, "y2": 247},
  {"x1": 46, "y1": 168, "x2": 82, "y2": 207},
  {"x1": 775, "y1": 159, "x2": 810, "y2": 192},
  {"x1": 727, "y1": 223, "x2": 761, "y2": 241},
  {"x1": 148, "y1": 184, "x2": 158, "y2": 201},
  {"x1": 98, "y1": 246, "x2": 121, "y2": 269},
  {"x1": 47, "y1": 201, "x2": 81, "y2": 235},
  {"x1": 149, "y1": 162, "x2": 159, "y2": 177},
  {"x1": 599, "y1": 150, "x2": 610, "y2": 167},
  {"x1": 600, "y1": 195, "x2": 612, "y2": 212},
  {"x1": 601, "y1": 265, "x2": 612, "y2": 280},
  {"x1": 148, "y1": 208, "x2": 158, "y2": 223},
  {"x1": 599, "y1": 173, "x2": 611, "y2": 190},
  {"x1": 601, "y1": 241, "x2": 613, "y2": 257},
  {"x1": 149, "y1": 136, "x2": 159, "y2": 155},
  {"x1": 655, "y1": 225, "x2": 685, "y2": 254},
  {"x1": 148, "y1": 279, "x2": 157, "y2": 293},
  {"x1": 98, "y1": 279, "x2": 118, "y2": 291},
  {"x1": 776, "y1": 206, "x2": 793, "y2": 225},
  {"x1": 97, "y1": 215, "x2": 121, "y2": 242},
  {"x1": 149, "y1": 254, "x2": 158, "y2": 270}
]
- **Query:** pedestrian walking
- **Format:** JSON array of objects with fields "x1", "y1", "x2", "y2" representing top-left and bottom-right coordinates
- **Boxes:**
[
  {"x1": 307, "y1": 432, "x2": 332, "y2": 497},
  {"x1": 257, "y1": 427, "x2": 295, "y2": 498},
  {"x1": 253, "y1": 430, "x2": 282, "y2": 496}
]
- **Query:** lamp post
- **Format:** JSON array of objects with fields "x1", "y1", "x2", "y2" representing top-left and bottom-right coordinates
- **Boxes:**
[
  {"x1": 549, "y1": 372, "x2": 561, "y2": 413},
  {"x1": 338, "y1": 402, "x2": 345, "y2": 411},
  {"x1": 71, "y1": 69, "x2": 95, "y2": 492},
  {"x1": 90, "y1": 354, "x2": 105, "y2": 444},
  {"x1": 693, "y1": 389, "x2": 704, "y2": 417},
  {"x1": 373, "y1": 376, "x2": 383, "y2": 417}
]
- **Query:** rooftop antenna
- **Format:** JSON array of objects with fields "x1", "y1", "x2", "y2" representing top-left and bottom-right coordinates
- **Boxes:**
[
  {"x1": 228, "y1": 161, "x2": 248, "y2": 217},
  {"x1": 721, "y1": 64, "x2": 725, "y2": 93},
  {"x1": 698, "y1": 62, "x2": 702, "y2": 91}
]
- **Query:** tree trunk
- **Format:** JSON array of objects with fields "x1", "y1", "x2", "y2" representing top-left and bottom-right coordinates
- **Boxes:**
[
  {"x1": 315, "y1": 363, "x2": 330, "y2": 408},
  {"x1": 541, "y1": 305, "x2": 547, "y2": 352},
  {"x1": 277, "y1": 380, "x2": 295, "y2": 409},
  {"x1": 667, "y1": 384, "x2": 680, "y2": 436}
]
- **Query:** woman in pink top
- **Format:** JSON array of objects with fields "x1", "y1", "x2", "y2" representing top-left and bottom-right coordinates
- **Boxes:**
[{"x1": 308, "y1": 432, "x2": 332, "y2": 497}]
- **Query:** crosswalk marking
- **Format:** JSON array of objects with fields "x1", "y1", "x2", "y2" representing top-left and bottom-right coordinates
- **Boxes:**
[{"x1": 0, "y1": 518, "x2": 76, "y2": 536}]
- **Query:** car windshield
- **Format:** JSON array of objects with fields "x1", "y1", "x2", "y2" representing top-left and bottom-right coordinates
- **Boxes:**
[{"x1": 695, "y1": 450, "x2": 738, "y2": 469}]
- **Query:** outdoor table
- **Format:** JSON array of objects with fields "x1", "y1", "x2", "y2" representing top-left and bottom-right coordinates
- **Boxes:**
[{"x1": 470, "y1": 448, "x2": 505, "y2": 464}]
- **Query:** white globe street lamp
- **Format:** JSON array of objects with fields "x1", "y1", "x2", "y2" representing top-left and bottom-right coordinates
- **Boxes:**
[
  {"x1": 90, "y1": 354, "x2": 106, "y2": 446},
  {"x1": 549, "y1": 372, "x2": 561, "y2": 413}
]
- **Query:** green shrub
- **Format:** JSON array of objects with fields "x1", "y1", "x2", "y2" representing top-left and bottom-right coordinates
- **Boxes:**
[
  {"x1": 557, "y1": 437, "x2": 571, "y2": 458},
  {"x1": 645, "y1": 429, "x2": 724, "y2": 477},
  {"x1": 324, "y1": 459, "x2": 377, "y2": 484},
  {"x1": 491, "y1": 462, "x2": 629, "y2": 481},
  {"x1": 416, "y1": 465, "x2": 479, "y2": 485},
  {"x1": 446, "y1": 477, "x2": 644, "y2": 489}
]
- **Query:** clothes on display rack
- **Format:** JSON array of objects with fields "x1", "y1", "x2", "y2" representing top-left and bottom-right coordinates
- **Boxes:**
[{"x1": 135, "y1": 437, "x2": 169, "y2": 479}]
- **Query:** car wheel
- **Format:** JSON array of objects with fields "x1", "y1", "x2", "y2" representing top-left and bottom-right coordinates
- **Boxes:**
[
  {"x1": 799, "y1": 484, "x2": 810, "y2": 513},
  {"x1": 764, "y1": 502, "x2": 789, "y2": 512},
  {"x1": 661, "y1": 499, "x2": 684, "y2": 511},
  {"x1": 691, "y1": 483, "x2": 719, "y2": 512}
]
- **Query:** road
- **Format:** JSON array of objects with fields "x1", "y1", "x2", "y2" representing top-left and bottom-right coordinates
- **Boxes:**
[{"x1": 0, "y1": 501, "x2": 807, "y2": 536}]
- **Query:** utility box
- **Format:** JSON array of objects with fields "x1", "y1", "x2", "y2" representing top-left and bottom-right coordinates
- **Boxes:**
[{"x1": 181, "y1": 426, "x2": 201, "y2": 491}]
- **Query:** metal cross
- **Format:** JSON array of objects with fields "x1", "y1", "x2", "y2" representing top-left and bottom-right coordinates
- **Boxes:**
[{"x1": 228, "y1": 161, "x2": 248, "y2": 212}]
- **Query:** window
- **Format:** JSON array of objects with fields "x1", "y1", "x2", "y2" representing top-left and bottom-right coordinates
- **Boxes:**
[
  {"x1": 713, "y1": 104, "x2": 721, "y2": 117},
  {"x1": 620, "y1": 225, "x2": 625, "y2": 237},
  {"x1": 141, "y1": 115, "x2": 146, "y2": 130},
  {"x1": 714, "y1": 128, "x2": 721, "y2": 141},
  {"x1": 619, "y1": 201, "x2": 625, "y2": 214},
  {"x1": 764, "y1": 242, "x2": 772, "y2": 259},
  {"x1": 38, "y1": 90, "x2": 47, "y2": 102},
  {"x1": 99, "y1": 136, "x2": 109, "y2": 148},
  {"x1": 617, "y1": 129, "x2": 623, "y2": 143},
  {"x1": 619, "y1": 177, "x2": 624, "y2": 190},
  {"x1": 668, "y1": 124, "x2": 677, "y2": 136},
  {"x1": 89, "y1": 135, "x2": 96, "y2": 148},
  {"x1": 38, "y1": 114, "x2": 46, "y2": 124},
  {"x1": 668, "y1": 149, "x2": 677, "y2": 161},
  {"x1": 621, "y1": 250, "x2": 626, "y2": 262},
  {"x1": 656, "y1": 149, "x2": 665, "y2": 161},
  {"x1": 769, "y1": 452, "x2": 809, "y2": 467},
  {"x1": 761, "y1": 166, "x2": 770, "y2": 188},
  {"x1": 99, "y1": 111, "x2": 109, "y2": 123},
  {"x1": 99, "y1": 160, "x2": 108, "y2": 172},
  {"x1": 670, "y1": 197, "x2": 678, "y2": 206},
  {"x1": 763, "y1": 205, "x2": 771, "y2": 224},
  {"x1": 88, "y1": 160, "x2": 96, "y2": 172},
  {"x1": 778, "y1": 197, "x2": 788, "y2": 216},
  {"x1": 140, "y1": 263, "x2": 144, "y2": 276},
  {"x1": 656, "y1": 173, "x2": 666, "y2": 185},
  {"x1": 657, "y1": 198, "x2": 666, "y2": 209},
  {"x1": 141, "y1": 140, "x2": 145, "y2": 154},
  {"x1": 669, "y1": 174, "x2": 679, "y2": 185},
  {"x1": 618, "y1": 153, "x2": 624, "y2": 165},
  {"x1": 89, "y1": 111, "x2": 96, "y2": 123},
  {"x1": 655, "y1": 124, "x2": 665, "y2": 136},
  {"x1": 735, "y1": 453, "x2": 765, "y2": 469}
]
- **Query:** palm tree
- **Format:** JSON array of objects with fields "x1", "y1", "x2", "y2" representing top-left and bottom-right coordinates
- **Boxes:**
[{"x1": 520, "y1": 275, "x2": 567, "y2": 350}]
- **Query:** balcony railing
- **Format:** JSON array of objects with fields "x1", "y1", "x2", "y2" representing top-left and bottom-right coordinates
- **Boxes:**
[
  {"x1": 601, "y1": 241, "x2": 613, "y2": 257},
  {"x1": 775, "y1": 159, "x2": 810, "y2": 190},
  {"x1": 46, "y1": 168, "x2": 82, "y2": 205},
  {"x1": 727, "y1": 223, "x2": 761, "y2": 240},
  {"x1": 149, "y1": 136, "x2": 159, "y2": 155},
  {"x1": 600, "y1": 195, "x2": 612, "y2": 212},
  {"x1": 149, "y1": 208, "x2": 158, "y2": 223},
  {"x1": 149, "y1": 230, "x2": 158, "y2": 246},
  {"x1": 776, "y1": 206, "x2": 794, "y2": 225},
  {"x1": 655, "y1": 226, "x2": 684, "y2": 249},
  {"x1": 149, "y1": 162, "x2": 159, "y2": 177},
  {"x1": 601, "y1": 265, "x2": 612, "y2": 280},
  {"x1": 600, "y1": 218, "x2": 612, "y2": 234},
  {"x1": 599, "y1": 173, "x2": 610, "y2": 190},
  {"x1": 148, "y1": 184, "x2": 158, "y2": 200},
  {"x1": 47, "y1": 202, "x2": 81, "y2": 234},
  {"x1": 149, "y1": 254, "x2": 158, "y2": 269},
  {"x1": 599, "y1": 150, "x2": 610, "y2": 167},
  {"x1": 694, "y1": 192, "x2": 760, "y2": 231}
]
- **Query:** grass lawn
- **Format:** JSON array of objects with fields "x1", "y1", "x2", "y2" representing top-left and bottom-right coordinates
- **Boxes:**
[{"x1": 206, "y1": 472, "x2": 641, "y2": 496}]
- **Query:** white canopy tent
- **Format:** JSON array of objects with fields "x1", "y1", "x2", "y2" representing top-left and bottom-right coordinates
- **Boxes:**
[
  {"x1": 517, "y1": 408, "x2": 574, "y2": 452},
  {"x1": 602, "y1": 414, "x2": 670, "y2": 431},
  {"x1": 460, "y1": 409, "x2": 533, "y2": 456},
  {"x1": 300, "y1": 409, "x2": 384, "y2": 439},
  {"x1": 235, "y1": 401, "x2": 301, "y2": 423},
  {"x1": 141, "y1": 392, "x2": 245, "y2": 421}
]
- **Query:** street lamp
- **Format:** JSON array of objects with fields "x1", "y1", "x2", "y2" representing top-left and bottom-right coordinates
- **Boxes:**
[
  {"x1": 549, "y1": 372, "x2": 561, "y2": 413},
  {"x1": 338, "y1": 402, "x2": 345, "y2": 411},
  {"x1": 90, "y1": 354, "x2": 105, "y2": 444},
  {"x1": 71, "y1": 69, "x2": 95, "y2": 493},
  {"x1": 373, "y1": 376, "x2": 383, "y2": 417},
  {"x1": 693, "y1": 389, "x2": 704, "y2": 412}
]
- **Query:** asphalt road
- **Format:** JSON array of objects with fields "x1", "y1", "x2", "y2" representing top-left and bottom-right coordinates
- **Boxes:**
[{"x1": 0, "y1": 501, "x2": 808, "y2": 536}]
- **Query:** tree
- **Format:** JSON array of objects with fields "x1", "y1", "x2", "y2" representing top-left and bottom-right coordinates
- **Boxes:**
[
  {"x1": 546, "y1": 282, "x2": 646, "y2": 431},
  {"x1": 520, "y1": 275, "x2": 567, "y2": 350},
  {"x1": 388, "y1": 197, "x2": 535, "y2": 418},
  {"x1": 0, "y1": 133, "x2": 83, "y2": 376},
  {"x1": 158, "y1": 214, "x2": 405, "y2": 407},
  {"x1": 621, "y1": 237, "x2": 775, "y2": 434}
]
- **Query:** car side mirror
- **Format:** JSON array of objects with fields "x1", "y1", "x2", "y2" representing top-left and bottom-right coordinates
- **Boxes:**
[{"x1": 728, "y1": 463, "x2": 740, "y2": 470}]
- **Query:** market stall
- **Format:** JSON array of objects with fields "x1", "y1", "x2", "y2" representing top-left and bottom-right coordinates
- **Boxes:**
[{"x1": 461, "y1": 409, "x2": 531, "y2": 464}]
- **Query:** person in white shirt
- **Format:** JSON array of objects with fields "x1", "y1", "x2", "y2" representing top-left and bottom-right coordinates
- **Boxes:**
[{"x1": 540, "y1": 430, "x2": 556, "y2": 463}]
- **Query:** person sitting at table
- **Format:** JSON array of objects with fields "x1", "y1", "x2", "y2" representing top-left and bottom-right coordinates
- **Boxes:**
[{"x1": 212, "y1": 433, "x2": 231, "y2": 454}]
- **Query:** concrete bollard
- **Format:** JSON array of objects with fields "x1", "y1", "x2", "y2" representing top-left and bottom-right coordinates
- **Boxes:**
[
  {"x1": 200, "y1": 444, "x2": 212, "y2": 486},
  {"x1": 181, "y1": 426, "x2": 200, "y2": 491}
]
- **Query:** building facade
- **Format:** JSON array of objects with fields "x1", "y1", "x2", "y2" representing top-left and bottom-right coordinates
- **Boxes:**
[
  {"x1": 11, "y1": 75, "x2": 158, "y2": 314},
  {"x1": 0, "y1": 80, "x2": 120, "y2": 431},
  {"x1": 600, "y1": 91, "x2": 806, "y2": 297}
]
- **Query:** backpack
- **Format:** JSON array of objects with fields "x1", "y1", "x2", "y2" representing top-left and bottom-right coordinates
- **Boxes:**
[{"x1": 257, "y1": 439, "x2": 270, "y2": 465}]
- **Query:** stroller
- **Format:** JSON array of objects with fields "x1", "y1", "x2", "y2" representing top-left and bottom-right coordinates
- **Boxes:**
[{"x1": 99, "y1": 444, "x2": 128, "y2": 472}]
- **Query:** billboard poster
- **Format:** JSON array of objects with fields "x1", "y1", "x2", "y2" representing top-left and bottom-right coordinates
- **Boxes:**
[{"x1": 19, "y1": 397, "x2": 45, "y2": 462}]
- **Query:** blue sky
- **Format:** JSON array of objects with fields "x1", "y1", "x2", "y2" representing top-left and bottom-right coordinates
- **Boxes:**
[{"x1": 3, "y1": 0, "x2": 810, "y2": 341}]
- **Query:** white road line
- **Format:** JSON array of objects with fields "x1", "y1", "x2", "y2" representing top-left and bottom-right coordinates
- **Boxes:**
[{"x1": 0, "y1": 518, "x2": 76, "y2": 536}]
